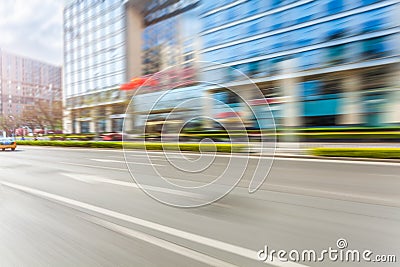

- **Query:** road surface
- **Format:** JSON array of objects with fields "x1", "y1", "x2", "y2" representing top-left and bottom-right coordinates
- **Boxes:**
[{"x1": 0, "y1": 146, "x2": 399, "y2": 266}]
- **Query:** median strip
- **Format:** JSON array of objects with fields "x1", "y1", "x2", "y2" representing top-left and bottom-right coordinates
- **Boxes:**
[
  {"x1": 309, "y1": 148, "x2": 400, "y2": 159},
  {"x1": 17, "y1": 140, "x2": 246, "y2": 153}
]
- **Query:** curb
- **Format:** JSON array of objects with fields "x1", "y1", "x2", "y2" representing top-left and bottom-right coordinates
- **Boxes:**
[
  {"x1": 18, "y1": 144, "x2": 400, "y2": 163},
  {"x1": 257, "y1": 153, "x2": 400, "y2": 163}
]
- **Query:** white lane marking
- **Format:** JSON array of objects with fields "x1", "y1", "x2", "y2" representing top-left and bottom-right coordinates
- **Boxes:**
[
  {"x1": 130, "y1": 154, "x2": 197, "y2": 160},
  {"x1": 91, "y1": 158, "x2": 226, "y2": 168},
  {"x1": 90, "y1": 158, "x2": 165, "y2": 166},
  {"x1": 59, "y1": 161, "x2": 127, "y2": 171},
  {"x1": 60, "y1": 173, "x2": 204, "y2": 199},
  {"x1": 106, "y1": 154, "x2": 188, "y2": 159},
  {"x1": 62, "y1": 173, "x2": 99, "y2": 184},
  {"x1": 379, "y1": 174, "x2": 400, "y2": 178},
  {"x1": 85, "y1": 216, "x2": 238, "y2": 267},
  {"x1": 91, "y1": 158, "x2": 125, "y2": 163},
  {"x1": 272, "y1": 157, "x2": 400, "y2": 166},
  {"x1": 1, "y1": 181, "x2": 306, "y2": 267}
]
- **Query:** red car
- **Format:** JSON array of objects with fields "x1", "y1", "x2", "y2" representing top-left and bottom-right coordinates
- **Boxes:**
[{"x1": 102, "y1": 133, "x2": 124, "y2": 141}]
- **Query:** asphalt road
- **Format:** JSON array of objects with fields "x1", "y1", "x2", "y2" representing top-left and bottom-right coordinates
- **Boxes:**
[{"x1": 0, "y1": 146, "x2": 399, "y2": 266}]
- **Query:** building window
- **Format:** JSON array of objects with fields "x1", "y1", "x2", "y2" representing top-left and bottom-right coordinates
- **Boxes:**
[
  {"x1": 360, "y1": 68, "x2": 389, "y2": 91},
  {"x1": 269, "y1": 57, "x2": 286, "y2": 75},
  {"x1": 327, "y1": 0, "x2": 343, "y2": 15},
  {"x1": 248, "y1": 61, "x2": 260, "y2": 77},
  {"x1": 226, "y1": 8, "x2": 236, "y2": 22},
  {"x1": 299, "y1": 50, "x2": 320, "y2": 70},
  {"x1": 98, "y1": 120, "x2": 106, "y2": 133},
  {"x1": 271, "y1": 12, "x2": 283, "y2": 30},
  {"x1": 362, "y1": 0, "x2": 380, "y2": 6},
  {"x1": 112, "y1": 118, "x2": 123, "y2": 132},
  {"x1": 302, "y1": 78, "x2": 342, "y2": 98},
  {"x1": 226, "y1": 67, "x2": 236, "y2": 82},
  {"x1": 297, "y1": 2, "x2": 315, "y2": 24},
  {"x1": 321, "y1": 79, "x2": 342, "y2": 95},
  {"x1": 248, "y1": 21, "x2": 259, "y2": 35},
  {"x1": 214, "y1": 90, "x2": 240, "y2": 106},
  {"x1": 361, "y1": 37, "x2": 387, "y2": 60},
  {"x1": 301, "y1": 80, "x2": 320, "y2": 98},
  {"x1": 271, "y1": 0, "x2": 282, "y2": 9},
  {"x1": 80, "y1": 121, "x2": 90, "y2": 133},
  {"x1": 326, "y1": 44, "x2": 346, "y2": 65},
  {"x1": 361, "y1": 19, "x2": 384, "y2": 33},
  {"x1": 326, "y1": 28, "x2": 346, "y2": 41},
  {"x1": 260, "y1": 84, "x2": 282, "y2": 98},
  {"x1": 203, "y1": 16, "x2": 214, "y2": 30},
  {"x1": 247, "y1": 0, "x2": 260, "y2": 15}
]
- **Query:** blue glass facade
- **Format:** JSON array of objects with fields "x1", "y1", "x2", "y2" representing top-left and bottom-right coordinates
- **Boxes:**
[
  {"x1": 63, "y1": 0, "x2": 400, "y2": 132},
  {"x1": 201, "y1": 0, "x2": 397, "y2": 78},
  {"x1": 64, "y1": 0, "x2": 127, "y2": 98},
  {"x1": 63, "y1": 0, "x2": 132, "y2": 133},
  {"x1": 198, "y1": 0, "x2": 400, "y2": 127},
  {"x1": 142, "y1": 3, "x2": 201, "y2": 75}
]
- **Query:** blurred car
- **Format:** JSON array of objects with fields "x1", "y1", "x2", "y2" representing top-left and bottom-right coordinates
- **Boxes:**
[
  {"x1": 0, "y1": 137, "x2": 17, "y2": 151},
  {"x1": 47, "y1": 130, "x2": 63, "y2": 134},
  {"x1": 181, "y1": 118, "x2": 226, "y2": 133},
  {"x1": 102, "y1": 133, "x2": 124, "y2": 141},
  {"x1": 33, "y1": 129, "x2": 44, "y2": 135}
]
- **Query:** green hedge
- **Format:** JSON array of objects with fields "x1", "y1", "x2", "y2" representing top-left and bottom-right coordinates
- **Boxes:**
[
  {"x1": 282, "y1": 127, "x2": 400, "y2": 133},
  {"x1": 16, "y1": 140, "x2": 245, "y2": 153},
  {"x1": 296, "y1": 132, "x2": 400, "y2": 140},
  {"x1": 310, "y1": 148, "x2": 400, "y2": 159},
  {"x1": 184, "y1": 127, "x2": 400, "y2": 134},
  {"x1": 150, "y1": 132, "x2": 400, "y2": 141},
  {"x1": 47, "y1": 135, "x2": 95, "y2": 141}
]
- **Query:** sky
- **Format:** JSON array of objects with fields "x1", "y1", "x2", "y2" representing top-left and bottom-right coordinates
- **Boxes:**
[{"x1": 0, "y1": 0, "x2": 64, "y2": 66}]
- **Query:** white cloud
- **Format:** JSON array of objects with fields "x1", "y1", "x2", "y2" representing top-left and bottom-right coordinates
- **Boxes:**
[{"x1": 0, "y1": 0, "x2": 63, "y2": 65}]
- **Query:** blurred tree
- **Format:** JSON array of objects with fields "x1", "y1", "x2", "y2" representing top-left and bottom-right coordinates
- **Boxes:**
[
  {"x1": 22, "y1": 99, "x2": 63, "y2": 131},
  {"x1": 0, "y1": 115, "x2": 22, "y2": 136}
]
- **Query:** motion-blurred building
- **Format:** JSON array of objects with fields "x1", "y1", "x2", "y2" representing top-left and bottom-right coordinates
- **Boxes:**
[
  {"x1": 0, "y1": 49, "x2": 62, "y2": 125},
  {"x1": 130, "y1": 0, "x2": 203, "y2": 133},
  {"x1": 63, "y1": 0, "x2": 202, "y2": 134},
  {"x1": 63, "y1": 0, "x2": 400, "y2": 134},
  {"x1": 200, "y1": 0, "x2": 400, "y2": 127},
  {"x1": 63, "y1": 0, "x2": 135, "y2": 133}
]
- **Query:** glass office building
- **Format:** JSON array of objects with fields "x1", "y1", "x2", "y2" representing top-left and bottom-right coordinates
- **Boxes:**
[
  {"x1": 63, "y1": 0, "x2": 202, "y2": 134},
  {"x1": 63, "y1": 0, "x2": 132, "y2": 133},
  {"x1": 128, "y1": 0, "x2": 204, "y2": 132},
  {"x1": 199, "y1": 0, "x2": 400, "y2": 127},
  {"x1": 64, "y1": 0, "x2": 126, "y2": 97},
  {"x1": 63, "y1": 0, "x2": 400, "y2": 133}
]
